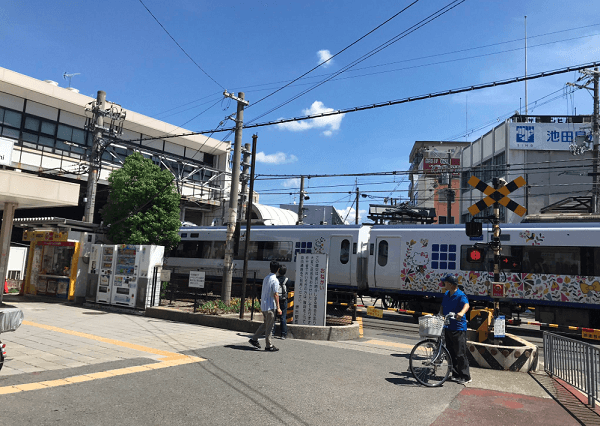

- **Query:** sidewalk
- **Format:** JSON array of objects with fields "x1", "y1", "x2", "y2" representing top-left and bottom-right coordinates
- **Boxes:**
[{"x1": 2, "y1": 295, "x2": 599, "y2": 425}]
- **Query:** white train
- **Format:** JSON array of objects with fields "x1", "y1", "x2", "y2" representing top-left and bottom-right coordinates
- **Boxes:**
[{"x1": 164, "y1": 222, "x2": 600, "y2": 330}]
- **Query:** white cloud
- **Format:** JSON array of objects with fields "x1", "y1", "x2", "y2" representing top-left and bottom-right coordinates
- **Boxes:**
[
  {"x1": 317, "y1": 49, "x2": 333, "y2": 67},
  {"x1": 282, "y1": 178, "x2": 300, "y2": 188},
  {"x1": 336, "y1": 206, "x2": 368, "y2": 224},
  {"x1": 255, "y1": 151, "x2": 298, "y2": 164},
  {"x1": 276, "y1": 101, "x2": 344, "y2": 136}
]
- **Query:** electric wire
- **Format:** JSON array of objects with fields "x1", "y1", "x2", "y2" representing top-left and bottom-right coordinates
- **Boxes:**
[
  {"x1": 246, "y1": 0, "x2": 467, "y2": 126},
  {"x1": 249, "y1": 0, "x2": 421, "y2": 109},
  {"x1": 138, "y1": 0, "x2": 225, "y2": 90}
]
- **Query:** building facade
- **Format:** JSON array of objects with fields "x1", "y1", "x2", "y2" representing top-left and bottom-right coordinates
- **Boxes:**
[
  {"x1": 408, "y1": 141, "x2": 471, "y2": 224},
  {"x1": 0, "y1": 67, "x2": 231, "y2": 228},
  {"x1": 458, "y1": 114, "x2": 594, "y2": 223}
]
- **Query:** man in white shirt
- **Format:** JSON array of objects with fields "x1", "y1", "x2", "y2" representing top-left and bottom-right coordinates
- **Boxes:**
[{"x1": 249, "y1": 261, "x2": 282, "y2": 351}]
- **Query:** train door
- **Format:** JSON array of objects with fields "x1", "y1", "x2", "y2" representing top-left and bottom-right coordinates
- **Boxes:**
[
  {"x1": 373, "y1": 237, "x2": 402, "y2": 289},
  {"x1": 329, "y1": 236, "x2": 352, "y2": 286}
]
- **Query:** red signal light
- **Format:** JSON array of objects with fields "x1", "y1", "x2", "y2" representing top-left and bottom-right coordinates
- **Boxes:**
[{"x1": 467, "y1": 247, "x2": 485, "y2": 262}]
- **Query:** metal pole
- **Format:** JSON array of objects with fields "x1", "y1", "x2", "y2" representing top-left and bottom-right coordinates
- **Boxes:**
[
  {"x1": 524, "y1": 16, "x2": 528, "y2": 116},
  {"x1": 222, "y1": 92, "x2": 246, "y2": 305},
  {"x1": 355, "y1": 187, "x2": 359, "y2": 224},
  {"x1": 240, "y1": 134, "x2": 257, "y2": 319},
  {"x1": 298, "y1": 176, "x2": 305, "y2": 225},
  {"x1": 593, "y1": 68, "x2": 599, "y2": 214},
  {"x1": 84, "y1": 90, "x2": 106, "y2": 223}
]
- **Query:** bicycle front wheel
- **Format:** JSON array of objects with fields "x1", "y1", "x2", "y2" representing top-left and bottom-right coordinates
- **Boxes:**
[{"x1": 409, "y1": 339, "x2": 451, "y2": 387}]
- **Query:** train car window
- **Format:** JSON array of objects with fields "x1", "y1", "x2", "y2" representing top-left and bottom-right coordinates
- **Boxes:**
[
  {"x1": 198, "y1": 241, "x2": 212, "y2": 258},
  {"x1": 522, "y1": 246, "x2": 580, "y2": 275},
  {"x1": 585, "y1": 247, "x2": 598, "y2": 276},
  {"x1": 340, "y1": 239, "x2": 350, "y2": 264},
  {"x1": 212, "y1": 241, "x2": 226, "y2": 259},
  {"x1": 254, "y1": 241, "x2": 293, "y2": 262},
  {"x1": 353, "y1": 242, "x2": 357, "y2": 255},
  {"x1": 370, "y1": 244, "x2": 374, "y2": 255},
  {"x1": 378, "y1": 240, "x2": 388, "y2": 267}
]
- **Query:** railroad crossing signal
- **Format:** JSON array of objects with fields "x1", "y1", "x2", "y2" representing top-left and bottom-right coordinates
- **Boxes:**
[
  {"x1": 499, "y1": 255, "x2": 521, "y2": 270},
  {"x1": 467, "y1": 247, "x2": 485, "y2": 262},
  {"x1": 467, "y1": 176, "x2": 527, "y2": 217}
]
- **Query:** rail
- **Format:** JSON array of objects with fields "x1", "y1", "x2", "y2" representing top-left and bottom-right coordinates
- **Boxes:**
[{"x1": 544, "y1": 331, "x2": 599, "y2": 408}]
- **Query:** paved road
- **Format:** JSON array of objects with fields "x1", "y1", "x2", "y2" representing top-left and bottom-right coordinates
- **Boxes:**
[{"x1": 0, "y1": 296, "x2": 597, "y2": 425}]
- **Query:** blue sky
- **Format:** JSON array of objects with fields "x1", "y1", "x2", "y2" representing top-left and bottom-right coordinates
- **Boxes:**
[{"x1": 2, "y1": 0, "x2": 600, "y2": 223}]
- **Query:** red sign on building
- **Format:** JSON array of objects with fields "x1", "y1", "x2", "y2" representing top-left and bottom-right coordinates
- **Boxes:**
[{"x1": 423, "y1": 157, "x2": 461, "y2": 174}]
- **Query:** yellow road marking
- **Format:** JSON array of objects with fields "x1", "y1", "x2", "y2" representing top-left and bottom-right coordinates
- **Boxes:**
[
  {"x1": 0, "y1": 321, "x2": 206, "y2": 395},
  {"x1": 363, "y1": 339, "x2": 415, "y2": 351},
  {"x1": 357, "y1": 316, "x2": 363, "y2": 338},
  {"x1": 23, "y1": 320, "x2": 182, "y2": 358}
]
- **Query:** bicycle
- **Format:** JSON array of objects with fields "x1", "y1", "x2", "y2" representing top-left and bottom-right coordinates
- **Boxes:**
[{"x1": 409, "y1": 313, "x2": 455, "y2": 387}]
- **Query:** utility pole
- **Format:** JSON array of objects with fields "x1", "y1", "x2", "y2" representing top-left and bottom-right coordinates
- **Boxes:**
[
  {"x1": 83, "y1": 91, "x2": 126, "y2": 223},
  {"x1": 222, "y1": 91, "x2": 248, "y2": 305},
  {"x1": 84, "y1": 91, "x2": 106, "y2": 223},
  {"x1": 593, "y1": 68, "x2": 599, "y2": 213},
  {"x1": 446, "y1": 151, "x2": 453, "y2": 224},
  {"x1": 568, "y1": 68, "x2": 600, "y2": 213},
  {"x1": 355, "y1": 187, "x2": 359, "y2": 224},
  {"x1": 297, "y1": 176, "x2": 305, "y2": 225},
  {"x1": 240, "y1": 143, "x2": 251, "y2": 220},
  {"x1": 240, "y1": 134, "x2": 258, "y2": 319}
]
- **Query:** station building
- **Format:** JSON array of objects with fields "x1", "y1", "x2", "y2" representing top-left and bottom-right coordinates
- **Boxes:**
[
  {"x1": 409, "y1": 114, "x2": 596, "y2": 224},
  {"x1": 0, "y1": 67, "x2": 231, "y2": 229}
]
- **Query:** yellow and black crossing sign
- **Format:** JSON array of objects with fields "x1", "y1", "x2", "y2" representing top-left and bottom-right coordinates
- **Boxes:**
[{"x1": 467, "y1": 176, "x2": 527, "y2": 216}]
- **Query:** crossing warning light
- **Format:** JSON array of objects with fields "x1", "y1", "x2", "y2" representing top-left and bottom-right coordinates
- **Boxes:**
[
  {"x1": 499, "y1": 255, "x2": 521, "y2": 270},
  {"x1": 467, "y1": 247, "x2": 485, "y2": 263}
]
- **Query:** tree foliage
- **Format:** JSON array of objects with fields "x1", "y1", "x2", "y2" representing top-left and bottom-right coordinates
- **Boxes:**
[{"x1": 102, "y1": 152, "x2": 181, "y2": 249}]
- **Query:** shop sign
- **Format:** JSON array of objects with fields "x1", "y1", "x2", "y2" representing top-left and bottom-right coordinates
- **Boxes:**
[
  {"x1": 0, "y1": 137, "x2": 14, "y2": 166},
  {"x1": 23, "y1": 230, "x2": 69, "y2": 242}
]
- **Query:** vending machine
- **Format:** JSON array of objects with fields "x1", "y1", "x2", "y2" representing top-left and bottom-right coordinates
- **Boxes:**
[
  {"x1": 96, "y1": 245, "x2": 117, "y2": 304},
  {"x1": 110, "y1": 245, "x2": 164, "y2": 308}
]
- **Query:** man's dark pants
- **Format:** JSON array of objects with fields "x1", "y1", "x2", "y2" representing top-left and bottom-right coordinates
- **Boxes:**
[{"x1": 444, "y1": 328, "x2": 471, "y2": 380}]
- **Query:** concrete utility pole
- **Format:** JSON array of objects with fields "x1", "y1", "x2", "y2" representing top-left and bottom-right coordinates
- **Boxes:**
[
  {"x1": 593, "y1": 68, "x2": 599, "y2": 213},
  {"x1": 84, "y1": 90, "x2": 106, "y2": 223},
  {"x1": 0, "y1": 202, "x2": 17, "y2": 304},
  {"x1": 297, "y1": 176, "x2": 305, "y2": 225},
  {"x1": 222, "y1": 91, "x2": 248, "y2": 305},
  {"x1": 566, "y1": 67, "x2": 600, "y2": 212},
  {"x1": 240, "y1": 134, "x2": 258, "y2": 319}
]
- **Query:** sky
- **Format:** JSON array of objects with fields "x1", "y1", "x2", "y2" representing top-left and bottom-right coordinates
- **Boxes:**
[{"x1": 2, "y1": 0, "x2": 600, "y2": 223}]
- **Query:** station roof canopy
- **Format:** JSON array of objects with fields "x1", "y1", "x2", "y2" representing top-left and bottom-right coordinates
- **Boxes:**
[
  {"x1": 13, "y1": 217, "x2": 100, "y2": 232},
  {"x1": 252, "y1": 204, "x2": 297, "y2": 226},
  {"x1": 0, "y1": 170, "x2": 79, "y2": 210}
]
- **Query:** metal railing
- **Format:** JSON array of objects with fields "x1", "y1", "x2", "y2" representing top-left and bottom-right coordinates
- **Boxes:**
[{"x1": 544, "y1": 331, "x2": 599, "y2": 408}]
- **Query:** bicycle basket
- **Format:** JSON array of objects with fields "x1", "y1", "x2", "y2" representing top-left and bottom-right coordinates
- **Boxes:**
[{"x1": 418, "y1": 315, "x2": 445, "y2": 338}]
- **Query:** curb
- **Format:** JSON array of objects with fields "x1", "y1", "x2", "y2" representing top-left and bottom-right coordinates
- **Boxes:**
[{"x1": 145, "y1": 307, "x2": 360, "y2": 341}]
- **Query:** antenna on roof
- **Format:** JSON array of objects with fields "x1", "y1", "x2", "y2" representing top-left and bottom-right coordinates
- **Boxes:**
[{"x1": 63, "y1": 72, "x2": 80, "y2": 88}]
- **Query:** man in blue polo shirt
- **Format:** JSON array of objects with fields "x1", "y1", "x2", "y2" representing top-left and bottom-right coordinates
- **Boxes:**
[{"x1": 439, "y1": 274, "x2": 471, "y2": 384}]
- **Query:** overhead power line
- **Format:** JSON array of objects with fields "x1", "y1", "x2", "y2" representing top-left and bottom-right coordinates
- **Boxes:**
[
  {"x1": 138, "y1": 0, "x2": 225, "y2": 90},
  {"x1": 246, "y1": 0, "x2": 467, "y2": 125},
  {"x1": 117, "y1": 60, "x2": 600, "y2": 145},
  {"x1": 250, "y1": 0, "x2": 422, "y2": 109}
]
